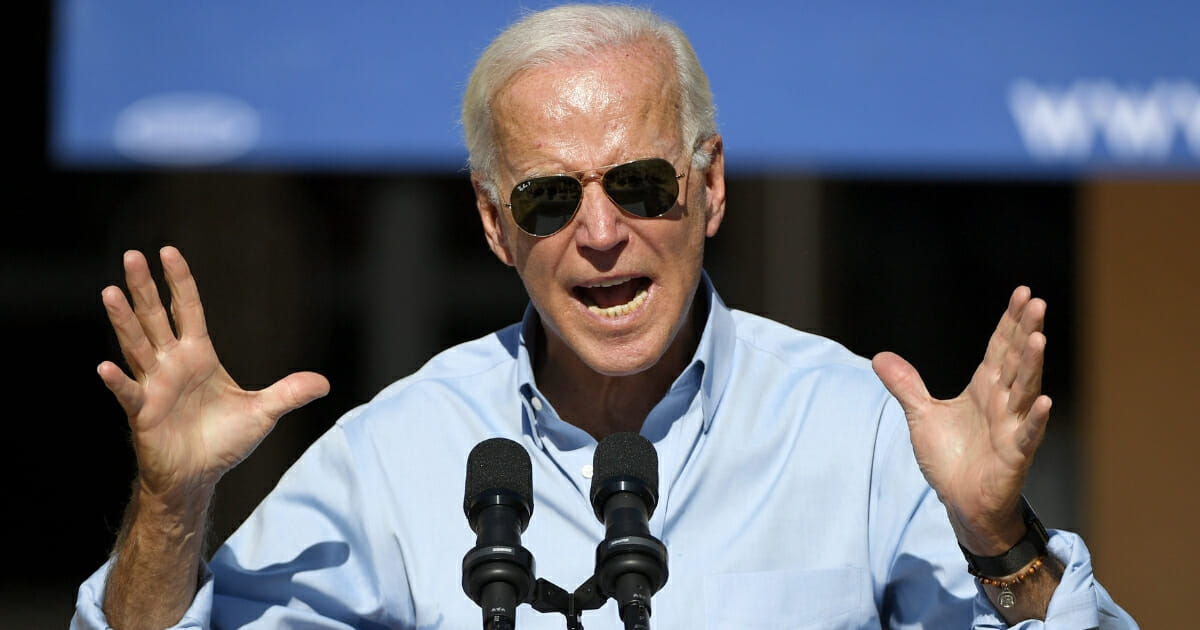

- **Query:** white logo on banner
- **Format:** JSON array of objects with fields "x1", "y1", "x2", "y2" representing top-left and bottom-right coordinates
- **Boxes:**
[
  {"x1": 1008, "y1": 79, "x2": 1199, "y2": 162},
  {"x1": 113, "y1": 92, "x2": 261, "y2": 166}
]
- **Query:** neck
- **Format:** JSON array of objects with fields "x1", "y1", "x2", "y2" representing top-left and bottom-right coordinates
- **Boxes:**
[{"x1": 534, "y1": 300, "x2": 703, "y2": 441}]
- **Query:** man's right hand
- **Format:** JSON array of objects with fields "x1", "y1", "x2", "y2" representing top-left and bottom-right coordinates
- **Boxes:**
[
  {"x1": 97, "y1": 246, "x2": 329, "y2": 629},
  {"x1": 98, "y1": 246, "x2": 330, "y2": 506}
]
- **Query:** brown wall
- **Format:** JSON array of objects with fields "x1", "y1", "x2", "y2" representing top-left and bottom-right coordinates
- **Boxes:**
[{"x1": 1079, "y1": 179, "x2": 1200, "y2": 627}]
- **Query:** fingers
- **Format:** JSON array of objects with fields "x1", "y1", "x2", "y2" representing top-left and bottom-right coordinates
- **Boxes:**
[
  {"x1": 983, "y1": 286, "x2": 1031, "y2": 371},
  {"x1": 97, "y1": 360, "x2": 144, "y2": 417},
  {"x1": 1013, "y1": 394, "x2": 1052, "y2": 456},
  {"x1": 105, "y1": 248, "x2": 210, "y2": 373},
  {"x1": 102, "y1": 284, "x2": 158, "y2": 377},
  {"x1": 989, "y1": 289, "x2": 1049, "y2": 446},
  {"x1": 159, "y1": 246, "x2": 209, "y2": 340},
  {"x1": 999, "y1": 295, "x2": 1047, "y2": 388},
  {"x1": 871, "y1": 351, "x2": 931, "y2": 416},
  {"x1": 980, "y1": 286, "x2": 1049, "y2": 420},
  {"x1": 123, "y1": 250, "x2": 177, "y2": 349},
  {"x1": 1007, "y1": 329, "x2": 1046, "y2": 415},
  {"x1": 984, "y1": 287, "x2": 1046, "y2": 388}
]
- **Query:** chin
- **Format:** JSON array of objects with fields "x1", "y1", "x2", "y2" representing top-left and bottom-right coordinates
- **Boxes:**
[
  {"x1": 584, "y1": 351, "x2": 659, "y2": 377},
  {"x1": 573, "y1": 327, "x2": 677, "y2": 377}
]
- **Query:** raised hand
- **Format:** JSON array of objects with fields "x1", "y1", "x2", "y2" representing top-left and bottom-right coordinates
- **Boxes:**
[
  {"x1": 98, "y1": 246, "x2": 330, "y2": 628},
  {"x1": 97, "y1": 246, "x2": 330, "y2": 505},
  {"x1": 872, "y1": 286, "x2": 1052, "y2": 555}
]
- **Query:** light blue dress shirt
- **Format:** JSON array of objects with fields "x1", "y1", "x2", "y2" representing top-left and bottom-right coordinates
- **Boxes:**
[{"x1": 73, "y1": 275, "x2": 1137, "y2": 629}]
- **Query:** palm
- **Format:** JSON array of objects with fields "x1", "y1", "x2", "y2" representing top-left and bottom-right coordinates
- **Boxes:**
[
  {"x1": 125, "y1": 332, "x2": 264, "y2": 495},
  {"x1": 873, "y1": 287, "x2": 1051, "y2": 551},
  {"x1": 98, "y1": 248, "x2": 329, "y2": 502}
]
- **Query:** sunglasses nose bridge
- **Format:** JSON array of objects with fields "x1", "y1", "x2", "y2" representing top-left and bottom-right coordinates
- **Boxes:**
[
  {"x1": 575, "y1": 170, "x2": 616, "y2": 212},
  {"x1": 570, "y1": 178, "x2": 629, "y2": 249},
  {"x1": 576, "y1": 170, "x2": 605, "y2": 200},
  {"x1": 578, "y1": 171, "x2": 603, "y2": 185}
]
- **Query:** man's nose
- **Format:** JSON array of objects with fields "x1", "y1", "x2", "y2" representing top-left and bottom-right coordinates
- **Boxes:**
[{"x1": 570, "y1": 181, "x2": 628, "y2": 251}]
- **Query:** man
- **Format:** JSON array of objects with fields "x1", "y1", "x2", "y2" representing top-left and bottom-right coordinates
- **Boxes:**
[{"x1": 73, "y1": 4, "x2": 1136, "y2": 629}]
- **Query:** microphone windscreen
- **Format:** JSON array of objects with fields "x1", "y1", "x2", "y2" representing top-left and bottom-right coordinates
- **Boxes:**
[
  {"x1": 463, "y1": 437, "x2": 533, "y2": 517},
  {"x1": 590, "y1": 432, "x2": 659, "y2": 498}
]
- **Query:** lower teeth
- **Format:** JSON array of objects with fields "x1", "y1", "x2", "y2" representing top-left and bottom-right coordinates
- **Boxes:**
[{"x1": 588, "y1": 287, "x2": 648, "y2": 318}]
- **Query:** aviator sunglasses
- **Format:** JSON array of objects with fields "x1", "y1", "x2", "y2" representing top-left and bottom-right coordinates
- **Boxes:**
[{"x1": 503, "y1": 157, "x2": 687, "y2": 237}]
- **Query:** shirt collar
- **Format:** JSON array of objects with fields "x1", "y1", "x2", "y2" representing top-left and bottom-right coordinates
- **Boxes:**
[{"x1": 515, "y1": 270, "x2": 736, "y2": 445}]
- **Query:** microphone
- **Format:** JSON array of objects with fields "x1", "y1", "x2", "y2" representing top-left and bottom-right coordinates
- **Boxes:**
[
  {"x1": 589, "y1": 432, "x2": 668, "y2": 630},
  {"x1": 462, "y1": 438, "x2": 537, "y2": 630}
]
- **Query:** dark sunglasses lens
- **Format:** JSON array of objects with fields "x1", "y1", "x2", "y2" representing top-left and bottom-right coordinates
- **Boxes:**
[
  {"x1": 603, "y1": 158, "x2": 679, "y2": 218},
  {"x1": 510, "y1": 176, "x2": 583, "y2": 236}
]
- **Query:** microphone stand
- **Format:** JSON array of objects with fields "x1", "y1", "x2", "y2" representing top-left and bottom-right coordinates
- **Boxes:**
[
  {"x1": 529, "y1": 532, "x2": 665, "y2": 630},
  {"x1": 529, "y1": 575, "x2": 607, "y2": 630}
]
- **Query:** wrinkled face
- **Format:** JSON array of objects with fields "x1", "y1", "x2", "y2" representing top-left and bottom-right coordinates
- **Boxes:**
[{"x1": 475, "y1": 41, "x2": 726, "y2": 378}]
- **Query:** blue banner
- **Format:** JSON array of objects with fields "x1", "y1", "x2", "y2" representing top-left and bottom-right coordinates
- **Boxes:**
[{"x1": 50, "y1": 1, "x2": 1200, "y2": 176}]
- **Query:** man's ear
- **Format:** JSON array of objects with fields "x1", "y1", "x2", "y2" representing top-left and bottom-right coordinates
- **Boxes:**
[
  {"x1": 473, "y1": 176, "x2": 515, "y2": 266},
  {"x1": 701, "y1": 134, "x2": 727, "y2": 238}
]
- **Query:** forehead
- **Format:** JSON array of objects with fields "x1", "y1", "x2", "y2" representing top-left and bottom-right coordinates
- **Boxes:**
[{"x1": 490, "y1": 41, "x2": 683, "y2": 177}]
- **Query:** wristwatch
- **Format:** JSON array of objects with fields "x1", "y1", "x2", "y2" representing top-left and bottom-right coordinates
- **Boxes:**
[{"x1": 960, "y1": 496, "x2": 1050, "y2": 578}]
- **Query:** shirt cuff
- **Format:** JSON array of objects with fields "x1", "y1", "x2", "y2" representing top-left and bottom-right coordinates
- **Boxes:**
[
  {"x1": 70, "y1": 556, "x2": 215, "y2": 630},
  {"x1": 971, "y1": 529, "x2": 1101, "y2": 629}
]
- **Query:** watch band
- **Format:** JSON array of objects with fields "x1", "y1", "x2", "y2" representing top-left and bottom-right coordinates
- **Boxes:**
[{"x1": 960, "y1": 496, "x2": 1049, "y2": 579}]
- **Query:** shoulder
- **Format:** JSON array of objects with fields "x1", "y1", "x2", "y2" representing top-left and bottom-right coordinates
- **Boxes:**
[
  {"x1": 719, "y1": 308, "x2": 899, "y2": 438},
  {"x1": 729, "y1": 309, "x2": 877, "y2": 383},
  {"x1": 335, "y1": 322, "x2": 524, "y2": 433}
]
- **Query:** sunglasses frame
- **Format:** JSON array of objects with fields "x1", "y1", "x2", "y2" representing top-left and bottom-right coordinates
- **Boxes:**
[{"x1": 502, "y1": 157, "x2": 689, "y2": 237}]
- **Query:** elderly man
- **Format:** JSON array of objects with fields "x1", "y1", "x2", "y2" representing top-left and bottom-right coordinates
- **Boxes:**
[{"x1": 73, "y1": 4, "x2": 1135, "y2": 629}]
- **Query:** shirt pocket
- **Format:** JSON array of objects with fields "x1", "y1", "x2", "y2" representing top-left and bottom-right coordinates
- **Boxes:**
[{"x1": 702, "y1": 567, "x2": 874, "y2": 630}]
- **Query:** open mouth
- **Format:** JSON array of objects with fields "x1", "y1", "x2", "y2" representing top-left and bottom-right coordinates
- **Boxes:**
[{"x1": 574, "y1": 277, "x2": 651, "y2": 318}]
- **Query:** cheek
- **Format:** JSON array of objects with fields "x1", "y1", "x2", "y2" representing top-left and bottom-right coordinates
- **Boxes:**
[
  {"x1": 683, "y1": 190, "x2": 713, "y2": 244},
  {"x1": 497, "y1": 209, "x2": 540, "y2": 266},
  {"x1": 511, "y1": 236, "x2": 559, "y2": 288}
]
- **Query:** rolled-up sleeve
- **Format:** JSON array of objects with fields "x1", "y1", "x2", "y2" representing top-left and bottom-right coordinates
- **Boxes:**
[
  {"x1": 972, "y1": 530, "x2": 1139, "y2": 629},
  {"x1": 71, "y1": 557, "x2": 215, "y2": 630}
]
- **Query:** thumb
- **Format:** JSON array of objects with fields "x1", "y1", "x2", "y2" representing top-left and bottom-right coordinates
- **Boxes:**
[
  {"x1": 871, "y1": 351, "x2": 931, "y2": 415},
  {"x1": 259, "y1": 371, "x2": 331, "y2": 420}
]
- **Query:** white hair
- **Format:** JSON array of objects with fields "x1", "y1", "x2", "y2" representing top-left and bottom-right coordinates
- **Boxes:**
[{"x1": 461, "y1": 4, "x2": 717, "y2": 200}]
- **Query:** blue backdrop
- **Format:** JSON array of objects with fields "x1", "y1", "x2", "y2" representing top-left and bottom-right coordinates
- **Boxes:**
[{"x1": 51, "y1": 1, "x2": 1200, "y2": 176}]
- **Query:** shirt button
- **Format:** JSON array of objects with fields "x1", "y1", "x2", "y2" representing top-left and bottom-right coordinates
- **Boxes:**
[
  {"x1": 582, "y1": 464, "x2": 593, "y2": 479},
  {"x1": 531, "y1": 397, "x2": 543, "y2": 412}
]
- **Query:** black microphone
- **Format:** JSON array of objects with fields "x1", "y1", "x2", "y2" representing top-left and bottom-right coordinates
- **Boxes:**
[
  {"x1": 589, "y1": 432, "x2": 668, "y2": 630},
  {"x1": 462, "y1": 438, "x2": 537, "y2": 630}
]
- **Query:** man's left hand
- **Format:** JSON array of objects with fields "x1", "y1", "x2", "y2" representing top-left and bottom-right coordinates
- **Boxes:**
[{"x1": 872, "y1": 286, "x2": 1052, "y2": 555}]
